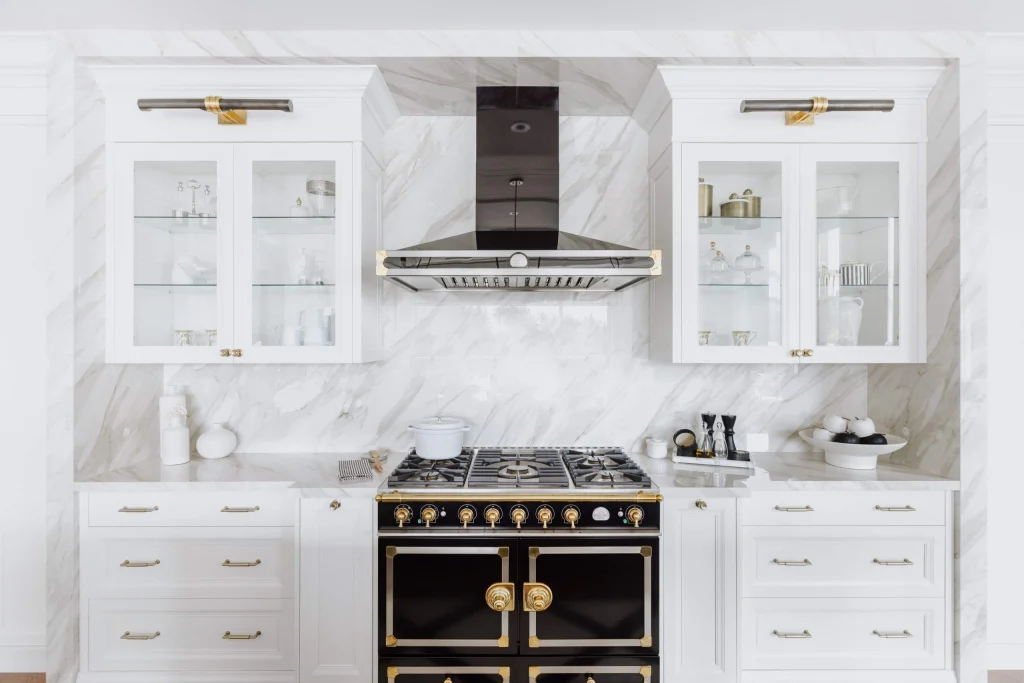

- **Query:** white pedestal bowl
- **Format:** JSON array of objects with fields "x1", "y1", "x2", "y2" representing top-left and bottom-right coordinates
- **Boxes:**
[{"x1": 798, "y1": 428, "x2": 908, "y2": 470}]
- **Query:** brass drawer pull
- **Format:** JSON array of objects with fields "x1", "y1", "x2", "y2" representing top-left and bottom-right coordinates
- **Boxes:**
[
  {"x1": 772, "y1": 558, "x2": 812, "y2": 566},
  {"x1": 875, "y1": 505, "x2": 916, "y2": 512},
  {"x1": 772, "y1": 629, "x2": 812, "y2": 638},
  {"x1": 118, "y1": 506, "x2": 159, "y2": 513},
  {"x1": 774, "y1": 505, "x2": 813, "y2": 512},
  {"x1": 873, "y1": 629, "x2": 913, "y2": 638},
  {"x1": 223, "y1": 559, "x2": 262, "y2": 567},
  {"x1": 223, "y1": 630, "x2": 261, "y2": 640},
  {"x1": 873, "y1": 558, "x2": 914, "y2": 566},
  {"x1": 121, "y1": 559, "x2": 160, "y2": 568},
  {"x1": 121, "y1": 631, "x2": 160, "y2": 640},
  {"x1": 221, "y1": 506, "x2": 260, "y2": 513}
]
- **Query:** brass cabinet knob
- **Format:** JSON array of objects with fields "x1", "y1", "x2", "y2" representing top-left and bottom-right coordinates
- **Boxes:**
[
  {"x1": 485, "y1": 582, "x2": 514, "y2": 611},
  {"x1": 695, "y1": 499, "x2": 708, "y2": 510},
  {"x1": 626, "y1": 506, "x2": 644, "y2": 528},
  {"x1": 523, "y1": 582, "x2": 554, "y2": 612},
  {"x1": 484, "y1": 506, "x2": 501, "y2": 529},
  {"x1": 563, "y1": 506, "x2": 580, "y2": 529},
  {"x1": 802, "y1": 349, "x2": 814, "y2": 357},
  {"x1": 536, "y1": 505, "x2": 554, "y2": 529},
  {"x1": 230, "y1": 349, "x2": 242, "y2": 357},
  {"x1": 420, "y1": 506, "x2": 437, "y2": 527},
  {"x1": 394, "y1": 506, "x2": 412, "y2": 528},
  {"x1": 790, "y1": 349, "x2": 801, "y2": 357},
  {"x1": 510, "y1": 506, "x2": 528, "y2": 529},
  {"x1": 330, "y1": 499, "x2": 341, "y2": 510},
  {"x1": 220, "y1": 348, "x2": 230, "y2": 357},
  {"x1": 458, "y1": 506, "x2": 475, "y2": 528}
]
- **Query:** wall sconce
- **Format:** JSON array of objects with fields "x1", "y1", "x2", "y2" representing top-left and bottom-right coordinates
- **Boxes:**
[
  {"x1": 739, "y1": 97, "x2": 894, "y2": 126},
  {"x1": 137, "y1": 97, "x2": 294, "y2": 125}
]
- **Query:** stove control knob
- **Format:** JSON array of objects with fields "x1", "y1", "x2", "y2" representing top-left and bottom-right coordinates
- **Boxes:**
[
  {"x1": 563, "y1": 505, "x2": 581, "y2": 529},
  {"x1": 510, "y1": 506, "x2": 528, "y2": 529},
  {"x1": 536, "y1": 505, "x2": 554, "y2": 529},
  {"x1": 394, "y1": 505, "x2": 412, "y2": 528},
  {"x1": 458, "y1": 506, "x2": 476, "y2": 529},
  {"x1": 626, "y1": 506, "x2": 644, "y2": 528},
  {"x1": 484, "y1": 506, "x2": 502, "y2": 529},
  {"x1": 419, "y1": 505, "x2": 438, "y2": 528}
]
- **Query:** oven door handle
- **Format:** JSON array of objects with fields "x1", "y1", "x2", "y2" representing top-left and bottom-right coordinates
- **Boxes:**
[
  {"x1": 523, "y1": 582, "x2": 553, "y2": 612},
  {"x1": 485, "y1": 583, "x2": 515, "y2": 612}
]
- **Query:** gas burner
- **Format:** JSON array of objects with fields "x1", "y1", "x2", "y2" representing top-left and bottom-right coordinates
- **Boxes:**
[
  {"x1": 386, "y1": 450, "x2": 473, "y2": 488},
  {"x1": 562, "y1": 448, "x2": 652, "y2": 489},
  {"x1": 498, "y1": 462, "x2": 540, "y2": 480},
  {"x1": 468, "y1": 448, "x2": 570, "y2": 488}
]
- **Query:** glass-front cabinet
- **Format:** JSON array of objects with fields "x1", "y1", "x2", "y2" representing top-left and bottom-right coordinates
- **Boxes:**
[
  {"x1": 676, "y1": 142, "x2": 921, "y2": 364},
  {"x1": 109, "y1": 142, "x2": 378, "y2": 364}
]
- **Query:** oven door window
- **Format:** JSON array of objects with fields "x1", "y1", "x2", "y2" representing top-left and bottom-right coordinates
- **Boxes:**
[
  {"x1": 521, "y1": 538, "x2": 658, "y2": 654},
  {"x1": 382, "y1": 539, "x2": 517, "y2": 653}
]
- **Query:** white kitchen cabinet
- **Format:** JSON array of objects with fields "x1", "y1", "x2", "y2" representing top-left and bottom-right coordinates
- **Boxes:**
[
  {"x1": 641, "y1": 65, "x2": 935, "y2": 364},
  {"x1": 299, "y1": 497, "x2": 375, "y2": 683},
  {"x1": 662, "y1": 495, "x2": 737, "y2": 683},
  {"x1": 95, "y1": 64, "x2": 397, "y2": 364}
]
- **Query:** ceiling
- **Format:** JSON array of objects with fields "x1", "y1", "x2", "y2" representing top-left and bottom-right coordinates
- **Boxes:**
[{"x1": 2, "y1": 0, "x2": 1023, "y2": 31}]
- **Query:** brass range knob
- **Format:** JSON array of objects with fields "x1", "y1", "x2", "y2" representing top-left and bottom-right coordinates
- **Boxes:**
[
  {"x1": 626, "y1": 506, "x2": 644, "y2": 528},
  {"x1": 536, "y1": 505, "x2": 554, "y2": 529},
  {"x1": 458, "y1": 506, "x2": 475, "y2": 529},
  {"x1": 484, "y1": 506, "x2": 501, "y2": 529},
  {"x1": 563, "y1": 506, "x2": 580, "y2": 529},
  {"x1": 394, "y1": 506, "x2": 412, "y2": 528},
  {"x1": 510, "y1": 506, "x2": 528, "y2": 529},
  {"x1": 420, "y1": 506, "x2": 438, "y2": 528}
]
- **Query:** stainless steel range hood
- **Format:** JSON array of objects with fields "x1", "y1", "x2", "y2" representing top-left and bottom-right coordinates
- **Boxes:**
[{"x1": 377, "y1": 86, "x2": 660, "y2": 293}]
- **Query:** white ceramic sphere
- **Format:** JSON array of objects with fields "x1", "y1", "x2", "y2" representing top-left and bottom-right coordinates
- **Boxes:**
[
  {"x1": 196, "y1": 423, "x2": 237, "y2": 459},
  {"x1": 849, "y1": 417, "x2": 876, "y2": 438},
  {"x1": 812, "y1": 427, "x2": 835, "y2": 442},
  {"x1": 822, "y1": 413, "x2": 848, "y2": 434}
]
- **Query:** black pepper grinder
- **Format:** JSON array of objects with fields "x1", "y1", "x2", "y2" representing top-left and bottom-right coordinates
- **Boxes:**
[
  {"x1": 721, "y1": 414, "x2": 738, "y2": 455},
  {"x1": 699, "y1": 413, "x2": 716, "y2": 458}
]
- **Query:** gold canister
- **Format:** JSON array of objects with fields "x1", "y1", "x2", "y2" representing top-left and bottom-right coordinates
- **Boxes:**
[
  {"x1": 698, "y1": 177, "x2": 713, "y2": 217},
  {"x1": 741, "y1": 189, "x2": 762, "y2": 218},
  {"x1": 719, "y1": 193, "x2": 750, "y2": 218}
]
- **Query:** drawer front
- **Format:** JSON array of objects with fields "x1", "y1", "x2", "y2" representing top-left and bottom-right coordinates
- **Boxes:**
[
  {"x1": 82, "y1": 527, "x2": 294, "y2": 599},
  {"x1": 741, "y1": 526, "x2": 945, "y2": 598},
  {"x1": 740, "y1": 492, "x2": 945, "y2": 526},
  {"x1": 88, "y1": 598, "x2": 295, "y2": 671},
  {"x1": 87, "y1": 492, "x2": 295, "y2": 527},
  {"x1": 741, "y1": 597, "x2": 945, "y2": 670}
]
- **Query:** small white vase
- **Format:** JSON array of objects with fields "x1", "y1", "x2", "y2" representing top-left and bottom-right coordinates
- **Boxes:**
[
  {"x1": 196, "y1": 423, "x2": 237, "y2": 460},
  {"x1": 160, "y1": 415, "x2": 191, "y2": 466}
]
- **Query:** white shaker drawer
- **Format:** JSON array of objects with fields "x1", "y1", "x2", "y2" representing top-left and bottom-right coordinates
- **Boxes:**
[
  {"x1": 88, "y1": 598, "x2": 295, "y2": 672},
  {"x1": 741, "y1": 526, "x2": 946, "y2": 598},
  {"x1": 741, "y1": 597, "x2": 945, "y2": 670},
  {"x1": 87, "y1": 492, "x2": 295, "y2": 527},
  {"x1": 740, "y1": 491, "x2": 946, "y2": 526},
  {"x1": 82, "y1": 527, "x2": 294, "y2": 599}
]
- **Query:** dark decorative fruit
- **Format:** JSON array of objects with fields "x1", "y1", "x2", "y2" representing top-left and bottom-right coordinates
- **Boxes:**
[
  {"x1": 832, "y1": 432, "x2": 860, "y2": 444},
  {"x1": 859, "y1": 433, "x2": 888, "y2": 445}
]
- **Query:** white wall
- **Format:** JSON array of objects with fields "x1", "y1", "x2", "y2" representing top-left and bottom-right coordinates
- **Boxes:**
[{"x1": 0, "y1": 33, "x2": 47, "y2": 671}]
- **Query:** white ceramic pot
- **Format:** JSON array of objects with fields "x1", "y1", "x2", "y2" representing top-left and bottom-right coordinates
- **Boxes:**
[
  {"x1": 410, "y1": 416, "x2": 471, "y2": 460},
  {"x1": 196, "y1": 423, "x2": 237, "y2": 460}
]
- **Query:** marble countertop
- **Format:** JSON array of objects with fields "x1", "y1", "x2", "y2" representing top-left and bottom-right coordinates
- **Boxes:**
[{"x1": 75, "y1": 450, "x2": 958, "y2": 493}]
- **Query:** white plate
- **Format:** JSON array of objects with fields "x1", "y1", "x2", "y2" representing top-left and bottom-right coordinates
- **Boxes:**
[{"x1": 797, "y1": 428, "x2": 908, "y2": 470}]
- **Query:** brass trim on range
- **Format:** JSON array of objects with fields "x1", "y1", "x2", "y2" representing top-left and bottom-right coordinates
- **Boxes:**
[
  {"x1": 376, "y1": 250, "x2": 389, "y2": 276},
  {"x1": 387, "y1": 667, "x2": 511, "y2": 683},
  {"x1": 528, "y1": 665, "x2": 652, "y2": 683},
  {"x1": 527, "y1": 545, "x2": 653, "y2": 648},
  {"x1": 523, "y1": 582, "x2": 553, "y2": 612},
  {"x1": 376, "y1": 491, "x2": 663, "y2": 503}
]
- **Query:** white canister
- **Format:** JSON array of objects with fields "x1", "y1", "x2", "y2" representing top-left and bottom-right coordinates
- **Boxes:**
[
  {"x1": 409, "y1": 416, "x2": 471, "y2": 460},
  {"x1": 160, "y1": 414, "x2": 191, "y2": 466},
  {"x1": 646, "y1": 437, "x2": 668, "y2": 459},
  {"x1": 196, "y1": 423, "x2": 237, "y2": 460}
]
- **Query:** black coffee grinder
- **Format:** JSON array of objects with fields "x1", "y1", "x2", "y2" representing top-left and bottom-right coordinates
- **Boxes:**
[{"x1": 720, "y1": 414, "x2": 750, "y2": 461}]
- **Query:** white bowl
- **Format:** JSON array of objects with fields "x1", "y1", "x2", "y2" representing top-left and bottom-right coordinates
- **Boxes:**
[{"x1": 797, "y1": 428, "x2": 908, "y2": 470}]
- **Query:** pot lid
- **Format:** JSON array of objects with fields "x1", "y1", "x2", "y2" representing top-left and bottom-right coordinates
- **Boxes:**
[{"x1": 411, "y1": 416, "x2": 466, "y2": 431}]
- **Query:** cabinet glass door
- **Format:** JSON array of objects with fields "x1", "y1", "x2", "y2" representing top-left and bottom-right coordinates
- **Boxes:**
[
  {"x1": 799, "y1": 145, "x2": 920, "y2": 363},
  {"x1": 233, "y1": 144, "x2": 352, "y2": 362},
  {"x1": 680, "y1": 145, "x2": 800, "y2": 363},
  {"x1": 111, "y1": 143, "x2": 234, "y2": 363}
]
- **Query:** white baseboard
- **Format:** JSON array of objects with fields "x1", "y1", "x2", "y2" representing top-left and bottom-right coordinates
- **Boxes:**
[
  {"x1": 77, "y1": 672, "x2": 297, "y2": 683},
  {"x1": 0, "y1": 645, "x2": 46, "y2": 673},
  {"x1": 990, "y1": 643, "x2": 1024, "y2": 670},
  {"x1": 742, "y1": 671, "x2": 957, "y2": 683}
]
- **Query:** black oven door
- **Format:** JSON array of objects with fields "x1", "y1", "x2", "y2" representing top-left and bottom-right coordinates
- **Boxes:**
[
  {"x1": 380, "y1": 538, "x2": 518, "y2": 655},
  {"x1": 518, "y1": 538, "x2": 658, "y2": 655},
  {"x1": 382, "y1": 659, "x2": 511, "y2": 683}
]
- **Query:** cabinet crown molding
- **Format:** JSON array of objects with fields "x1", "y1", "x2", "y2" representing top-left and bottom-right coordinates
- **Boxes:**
[{"x1": 988, "y1": 35, "x2": 1024, "y2": 124}]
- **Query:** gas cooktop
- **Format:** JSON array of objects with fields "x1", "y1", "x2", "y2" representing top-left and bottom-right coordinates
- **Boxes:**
[{"x1": 384, "y1": 446, "x2": 653, "y2": 490}]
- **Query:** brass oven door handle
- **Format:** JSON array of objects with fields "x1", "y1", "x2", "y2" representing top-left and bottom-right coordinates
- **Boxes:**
[
  {"x1": 223, "y1": 559, "x2": 262, "y2": 567},
  {"x1": 772, "y1": 558, "x2": 812, "y2": 566},
  {"x1": 873, "y1": 629, "x2": 913, "y2": 638},
  {"x1": 772, "y1": 629, "x2": 812, "y2": 638},
  {"x1": 523, "y1": 582, "x2": 553, "y2": 612},
  {"x1": 773, "y1": 505, "x2": 813, "y2": 512},
  {"x1": 875, "y1": 505, "x2": 916, "y2": 511},
  {"x1": 121, "y1": 559, "x2": 160, "y2": 567},
  {"x1": 121, "y1": 631, "x2": 160, "y2": 640},
  {"x1": 223, "y1": 630, "x2": 262, "y2": 639},
  {"x1": 221, "y1": 506, "x2": 260, "y2": 513},
  {"x1": 485, "y1": 583, "x2": 515, "y2": 612},
  {"x1": 118, "y1": 506, "x2": 159, "y2": 513},
  {"x1": 873, "y1": 558, "x2": 914, "y2": 566}
]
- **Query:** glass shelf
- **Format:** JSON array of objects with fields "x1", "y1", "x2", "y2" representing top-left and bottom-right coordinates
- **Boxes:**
[
  {"x1": 699, "y1": 283, "x2": 770, "y2": 288},
  {"x1": 817, "y1": 216, "x2": 899, "y2": 235},
  {"x1": 135, "y1": 283, "x2": 216, "y2": 288},
  {"x1": 698, "y1": 217, "x2": 780, "y2": 234}
]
